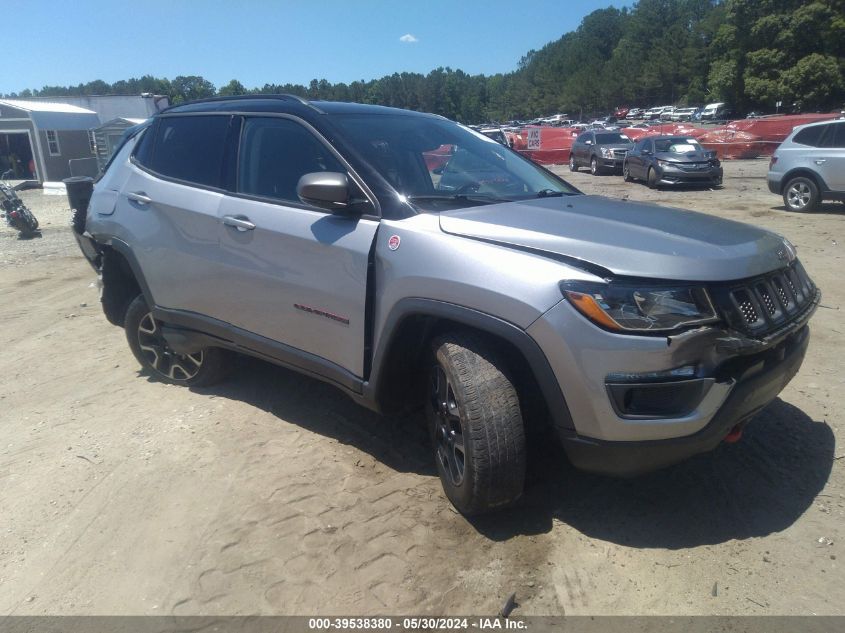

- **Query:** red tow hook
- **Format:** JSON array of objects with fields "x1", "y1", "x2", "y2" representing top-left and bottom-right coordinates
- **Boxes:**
[{"x1": 723, "y1": 424, "x2": 743, "y2": 444}]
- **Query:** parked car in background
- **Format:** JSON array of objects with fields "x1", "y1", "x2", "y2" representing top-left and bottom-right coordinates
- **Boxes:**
[
  {"x1": 671, "y1": 107, "x2": 698, "y2": 121},
  {"x1": 660, "y1": 107, "x2": 677, "y2": 121},
  {"x1": 613, "y1": 107, "x2": 630, "y2": 119},
  {"x1": 768, "y1": 119, "x2": 845, "y2": 212},
  {"x1": 644, "y1": 106, "x2": 664, "y2": 120},
  {"x1": 701, "y1": 102, "x2": 732, "y2": 121},
  {"x1": 626, "y1": 107, "x2": 643, "y2": 119},
  {"x1": 569, "y1": 130, "x2": 633, "y2": 174},
  {"x1": 543, "y1": 114, "x2": 571, "y2": 126},
  {"x1": 623, "y1": 135, "x2": 723, "y2": 188},
  {"x1": 478, "y1": 127, "x2": 509, "y2": 145}
]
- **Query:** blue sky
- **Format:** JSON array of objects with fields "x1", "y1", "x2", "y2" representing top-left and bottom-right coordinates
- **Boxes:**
[{"x1": 4, "y1": 0, "x2": 633, "y2": 94}]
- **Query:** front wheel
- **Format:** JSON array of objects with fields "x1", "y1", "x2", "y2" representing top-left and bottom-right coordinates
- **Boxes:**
[
  {"x1": 647, "y1": 167, "x2": 659, "y2": 189},
  {"x1": 569, "y1": 155, "x2": 578, "y2": 172},
  {"x1": 590, "y1": 157, "x2": 600, "y2": 175},
  {"x1": 124, "y1": 295, "x2": 230, "y2": 387},
  {"x1": 427, "y1": 332, "x2": 526, "y2": 515},
  {"x1": 623, "y1": 161, "x2": 633, "y2": 182}
]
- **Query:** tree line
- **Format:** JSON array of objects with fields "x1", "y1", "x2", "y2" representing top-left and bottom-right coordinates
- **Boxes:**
[{"x1": 4, "y1": 0, "x2": 843, "y2": 123}]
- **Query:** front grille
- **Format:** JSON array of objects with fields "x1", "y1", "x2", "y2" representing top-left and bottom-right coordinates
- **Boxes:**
[
  {"x1": 712, "y1": 261, "x2": 816, "y2": 337},
  {"x1": 612, "y1": 149, "x2": 628, "y2": 159}
]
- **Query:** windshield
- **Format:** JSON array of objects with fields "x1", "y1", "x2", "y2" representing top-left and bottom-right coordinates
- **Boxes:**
[
  {"x1": 654, "y1": 138, "x2": 703, "y2": 153},
  {"x1": 327, "y1": 113, "x2": 577, "y2": 209},
  {"x1": 594, "y1": 133, "x2": 630, "y2": 144}
]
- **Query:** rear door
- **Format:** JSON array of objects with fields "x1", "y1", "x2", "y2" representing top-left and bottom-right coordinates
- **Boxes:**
[
  {"x1": 214, "y1": 115, "x2": 379, "y2": 377},
  {"x1": 118, "y1": 114, "x2": 232, "y2": 316}
]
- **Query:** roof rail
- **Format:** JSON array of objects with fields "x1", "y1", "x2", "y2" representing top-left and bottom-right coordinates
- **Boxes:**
[{"x1": 161, "y1": 94, "x2": 322, "y2": 113}]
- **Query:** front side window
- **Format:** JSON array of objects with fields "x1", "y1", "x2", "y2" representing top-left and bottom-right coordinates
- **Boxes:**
[
  {"x1": 46, "y1": 130, "x2": 60, "y2": 156},
  {"x1": 237, "y1": 117, "x2": 345, "y2": 203},
  {"x1": 149, "y1": 115, "x2": 230, "y2": 188},
  {"x1": 822, "y1": 122, "x2": 845, "y2": 149},
  {"x1": 327, "y1": 113, "x2": 577, "y2": 208}
]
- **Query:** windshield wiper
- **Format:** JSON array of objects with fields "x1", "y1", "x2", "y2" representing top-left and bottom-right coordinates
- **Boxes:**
[
  {"x1": 535, "y1": 189, "x2": 566, "y2": 198},
  {"x1": 407, "y1": 193, "x2": 513, "y2": 204}
]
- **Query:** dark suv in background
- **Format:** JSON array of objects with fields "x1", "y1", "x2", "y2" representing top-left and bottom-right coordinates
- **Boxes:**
[{"x1": 569, "y1": 130, "x2": 633, "y2": 175}]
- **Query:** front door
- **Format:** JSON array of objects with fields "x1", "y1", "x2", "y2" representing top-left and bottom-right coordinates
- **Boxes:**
[{"x1": 215, "y1": 116, "x2": 379, "y2": 378}]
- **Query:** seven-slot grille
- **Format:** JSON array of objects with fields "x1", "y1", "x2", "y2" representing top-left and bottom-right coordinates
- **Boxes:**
[{"x1": 714, "y1": 261, "x2": 816, "y2": 336}]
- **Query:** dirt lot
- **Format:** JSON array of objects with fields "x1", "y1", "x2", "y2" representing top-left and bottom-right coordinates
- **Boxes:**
[{"x1": 0, "y1": 160, "x2": 842, "y2": 616}]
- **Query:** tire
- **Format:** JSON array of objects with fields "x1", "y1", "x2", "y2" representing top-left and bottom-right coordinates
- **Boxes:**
[
  {"x1": 623, "y1": 161, "x2": 633, "y2": 182},
  {"x1": 427, "y1": 332, "x2": 526, "y2": 515},
  {"x1": 647, "y1": 167, "x2": 659, "y2": 189},
  {"x1": 124, "y1": 295, "x2": 230, "y2": 387},
  {"x1": 590, "y1": 156, "x2": 601, "y2": 176},
  {"x1": 782, "y1": 176, "x2": 819, "y2": 212},
  {"x1": 569, "y1": 155, "x2": 578, "y2": 172}
]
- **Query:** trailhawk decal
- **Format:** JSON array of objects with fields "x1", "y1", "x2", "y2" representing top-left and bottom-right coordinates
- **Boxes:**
[{"x1": 294, "y1": 304, "x2": 350, "y2": 326}]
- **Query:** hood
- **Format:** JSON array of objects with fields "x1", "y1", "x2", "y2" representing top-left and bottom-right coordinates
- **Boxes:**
[{"x1": 438, "y1": 196, "x2": 789, "y2": 282}]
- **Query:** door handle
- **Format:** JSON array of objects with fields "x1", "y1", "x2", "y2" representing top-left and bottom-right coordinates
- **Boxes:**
[
  {"x1": 127, "y1": 191, "x2": 152, "y2": 205},
  {"x1": 814, "y1": 159, "x2": 826, "y2": 165},
  {"x1": 222, "y1": 215, "x2": 256, "y2": 231}
]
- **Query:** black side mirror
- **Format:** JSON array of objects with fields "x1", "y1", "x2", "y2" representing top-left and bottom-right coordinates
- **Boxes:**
[{"x1": 297, "y1": 172, "x2": 358, "y2": 214}]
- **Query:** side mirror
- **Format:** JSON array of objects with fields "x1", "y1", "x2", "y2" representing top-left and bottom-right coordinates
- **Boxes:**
[
  {"x1": 297, "y1": 172, "x2": 356, "y2": 213},
  {"x1": 585, "y1": 140, "x2": 593, "y2": 145},
  {"x1": 641, "y1": 149, "x2": 651, "y2": 155}
]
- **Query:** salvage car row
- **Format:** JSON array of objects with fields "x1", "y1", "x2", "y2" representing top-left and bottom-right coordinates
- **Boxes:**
[{"x1": 568, "y1": 130, "x2": 723, "y2": 188}]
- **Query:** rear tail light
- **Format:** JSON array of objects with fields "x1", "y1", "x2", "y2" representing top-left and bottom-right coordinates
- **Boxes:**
[{"x1": 770, "y1": 155, "x2": 778, "y2": 169}]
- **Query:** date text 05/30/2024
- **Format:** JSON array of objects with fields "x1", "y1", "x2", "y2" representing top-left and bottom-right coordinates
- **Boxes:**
[{"x1": 308, "y1": 617, "x2": 527, "y2": 630}]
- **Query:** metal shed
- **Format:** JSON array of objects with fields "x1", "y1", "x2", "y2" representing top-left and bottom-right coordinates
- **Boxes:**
[
  {"x1": 93, "y1": 117, "x2": 146, "y2": 172},
  {"x1": 0, "y1": 99, "x2": 100, "y2": 184}
]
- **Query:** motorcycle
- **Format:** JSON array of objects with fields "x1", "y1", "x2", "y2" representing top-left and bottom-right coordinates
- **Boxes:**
[{"x1": 1, "y1": 173, "x2": 39, "y2": 237}]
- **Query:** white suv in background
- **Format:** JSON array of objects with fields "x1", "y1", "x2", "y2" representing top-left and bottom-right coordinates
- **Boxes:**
[{"x1": 768, "y1": 119, "x2": 845, "y2": 212}]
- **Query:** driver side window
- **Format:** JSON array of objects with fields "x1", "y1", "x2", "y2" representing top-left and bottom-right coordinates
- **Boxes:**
[{"x1": 237, "y1": 117, "x2": 344, "y2": 204}]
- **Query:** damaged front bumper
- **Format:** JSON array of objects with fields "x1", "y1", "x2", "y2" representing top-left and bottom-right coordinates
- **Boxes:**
[{"x1": 527, "y1": 286, "x2": 819, "y2": 476}]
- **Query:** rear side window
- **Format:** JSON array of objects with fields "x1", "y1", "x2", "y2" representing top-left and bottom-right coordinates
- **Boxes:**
[
  {"x1": 237, "y1": 117, "x2": 344, "y2": 203},
  {"x1": 792, "y1": 124, "x2": 828, "y2": 147},
  {"x1": 149, "y1": 115, "x2": 230, "y2": 188},
  {"x1": 132, "y1": 125, "x2": 155, "y2": 168}
]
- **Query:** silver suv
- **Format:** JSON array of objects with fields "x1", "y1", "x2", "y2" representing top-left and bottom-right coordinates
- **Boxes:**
[
  {"x1": 74, "y1": 96, "x2": 819, "y2": 515},
  {"x1": 768, "y1": 118, "x2": 845, "y2": 212}
]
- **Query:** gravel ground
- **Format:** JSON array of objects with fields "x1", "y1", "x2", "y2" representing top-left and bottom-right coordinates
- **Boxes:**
[{"x1": 0, "y1": 161, "x2": 842, "y2": 616}]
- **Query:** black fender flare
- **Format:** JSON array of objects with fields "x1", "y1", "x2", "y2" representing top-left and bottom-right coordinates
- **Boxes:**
[
  {"x1": 364, "y1": 298, "x2": 575, "y2": 432},
  {"x1": 99, "y1": 236, "x2": 156, "y2": 308}
]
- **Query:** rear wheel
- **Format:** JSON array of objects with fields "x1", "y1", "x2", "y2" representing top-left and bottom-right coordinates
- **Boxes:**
[
  {"x1": 124, "y1": 295, "x2": 230, "y2": 387},
  {"x1": 783, "y1": 176, "x2": 819, "y2": 212},
  {"x1": 427, "y1": 332, "x2": 526, "y2": 515},
  {"x1": 569, "y1": 155, "x2": 578, "y2": 172}
]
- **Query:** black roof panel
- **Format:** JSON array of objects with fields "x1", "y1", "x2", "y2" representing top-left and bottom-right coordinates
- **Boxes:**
[{"x1": 162, "y1": 95, "x2": 436, "y2": 118}]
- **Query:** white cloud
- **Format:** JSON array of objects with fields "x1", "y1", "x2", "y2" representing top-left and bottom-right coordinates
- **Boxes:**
[{"x1": 399, "y1": 33, "x2": 419, "y2": 43}]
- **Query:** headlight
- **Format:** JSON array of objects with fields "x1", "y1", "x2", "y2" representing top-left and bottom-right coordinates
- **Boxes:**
[
  {"x1": 562, "y1": 282, "x2": 720, "y2": 333},
  {"x1": 657, "y1": 159, "x2": 671, "y2": 167},
  {"x1": 600, "y1": 147, "x2": 613, "y2": 157}
]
